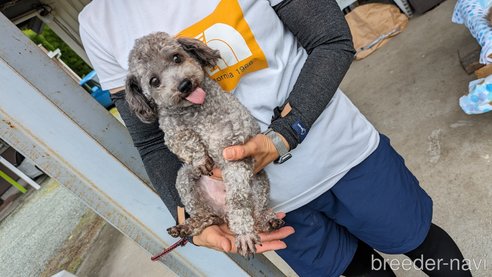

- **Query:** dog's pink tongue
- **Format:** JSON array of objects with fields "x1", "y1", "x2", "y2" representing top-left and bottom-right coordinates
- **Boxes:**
[{"x1": 185, "y1": 87, "x2": 206, "y2": 105}]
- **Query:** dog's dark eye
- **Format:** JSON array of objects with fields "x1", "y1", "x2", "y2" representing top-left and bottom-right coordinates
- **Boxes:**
[
  {"x1": 173, "y1": 54, "x2": 182, "y2": 64},
  {"x1": 149, "y1": 76, "x2": 161, "y2": 88}
]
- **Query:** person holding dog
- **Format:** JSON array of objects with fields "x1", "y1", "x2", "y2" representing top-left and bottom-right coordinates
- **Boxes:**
[{"x1": 79, "y1": 0, "x2": 470, "y2": 276}]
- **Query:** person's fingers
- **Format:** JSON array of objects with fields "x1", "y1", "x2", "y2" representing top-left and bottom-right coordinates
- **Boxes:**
[
  {"x1": 210, "y1": 236, "x2": 231, "y2": 252},
  {"x1": 219, "y1": 239, "x2": 232, "y2": 252},
  {"x1": 259, "y1": 226, "x2": 295, "y2": 242},
  {"x1": 223, "y1": 140, "x2": 258, "y2": 161},
  {"x1": 255, "y1": 240, "x2": 287, "y2": 253},
  {"x1": 275, "y1": 212, "x2": 286, "y2": 219},
  {"x1": 195, "y1": 223, "x2": 293, "y2": 254},
  {"x1": 223, "y1": 146, "x2": 245, "y2": 160},
  {"x1": 222, "y1": 238, "x2": 288, "y2": 254}
]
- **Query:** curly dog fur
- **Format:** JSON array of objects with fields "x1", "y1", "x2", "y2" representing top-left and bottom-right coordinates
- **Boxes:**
[{"x1": 125, "y1": 32, "x2": 283, "y2": 256}]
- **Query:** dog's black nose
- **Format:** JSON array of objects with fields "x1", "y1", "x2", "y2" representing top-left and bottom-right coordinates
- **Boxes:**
[{"x1": 178, "y1": 79, "x2": 193, "y2": 94}]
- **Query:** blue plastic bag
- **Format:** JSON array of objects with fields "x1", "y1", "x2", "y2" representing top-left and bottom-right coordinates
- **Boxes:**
[{"x1": 459, "y1": 75, "x2": 492, "y2": 114}]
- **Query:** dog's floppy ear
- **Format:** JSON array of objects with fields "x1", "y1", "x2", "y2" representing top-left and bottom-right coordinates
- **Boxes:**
[
  {"x1": 125, "y1": 74, "x2": 157, "y2": 123},
  {"x1": 177, "y1": 37, "x2": 221, "y2": 68}
]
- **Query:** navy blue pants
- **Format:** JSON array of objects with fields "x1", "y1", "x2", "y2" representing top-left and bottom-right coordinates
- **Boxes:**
[{"x1": 276, "y1": 134, "x2": 433, "y2": 276}]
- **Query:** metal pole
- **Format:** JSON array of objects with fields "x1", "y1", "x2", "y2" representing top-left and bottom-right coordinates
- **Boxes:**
[{"x1": 0, "y1": 156, "x2": 41, "y2": 190}]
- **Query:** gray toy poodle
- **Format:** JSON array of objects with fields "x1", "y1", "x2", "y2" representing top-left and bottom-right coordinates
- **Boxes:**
[{"x1": 125, "y1": 32, "x2": 284, "y2": 257}]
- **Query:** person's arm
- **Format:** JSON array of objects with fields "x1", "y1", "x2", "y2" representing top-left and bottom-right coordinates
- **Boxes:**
[
  {"x1": 214, "y1": 0, "x2": 355, "y2": 172},
  {"x1": 269, "y1": 0, "x2": 356, "y2": 150},
  {"x1": 110, "y1": 92, "x2": 184, "y2": 220}
]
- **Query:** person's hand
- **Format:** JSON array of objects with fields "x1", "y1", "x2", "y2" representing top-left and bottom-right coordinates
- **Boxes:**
[
  {"x1": 210, "y1": 132, "x2": 289, "y2": 179},
  {"x1": 192, "y1": 212, "x2": 294, "y2": 253}
]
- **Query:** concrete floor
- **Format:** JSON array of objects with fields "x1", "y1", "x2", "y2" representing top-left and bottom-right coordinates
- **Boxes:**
[
  {"x1": 75, "y1": 223, "x2": 176, "y2": 277},
  {"x1": 0, "y1": 179, "x2": 88, "y2": 277},
  {"x1": 72, "y1": 1, "x2": 491, "y2": 276},
  {"x1": 340, "y1": 0, "x2": 492, "y2": 275}
]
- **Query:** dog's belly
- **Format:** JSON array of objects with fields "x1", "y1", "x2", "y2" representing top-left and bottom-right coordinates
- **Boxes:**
[{"x1": 197, "y1": 175, "x2": 227, "y2": 217}]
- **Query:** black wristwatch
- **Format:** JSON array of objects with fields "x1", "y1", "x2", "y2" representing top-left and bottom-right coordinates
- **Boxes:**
[{"x1": 262, "y1": 128, "x2": 292, "y2": 164}]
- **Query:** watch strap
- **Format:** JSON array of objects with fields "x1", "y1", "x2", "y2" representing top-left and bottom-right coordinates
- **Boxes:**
[{"x1": 262, "y1": 128, "x2": 292, "y2": 164}]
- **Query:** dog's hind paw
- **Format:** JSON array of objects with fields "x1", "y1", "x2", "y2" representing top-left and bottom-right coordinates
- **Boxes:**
[
  {"x1": 167, "y1": 224, "x2": 192, "y2": 238},
  {"x1": 235, "y1": 233, "x2": 260, "y2": 258},
  {"x1": 268, "y1": 218, "x2": 285, "y2": 231}
]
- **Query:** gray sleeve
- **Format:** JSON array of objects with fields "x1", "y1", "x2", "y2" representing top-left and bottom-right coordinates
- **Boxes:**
[
  {"x1": 111, "y1": 92, "x2": 183, "y2": 222},
  {"x1": 269, "y1": 0, "x2": 356, "y2": 150}
]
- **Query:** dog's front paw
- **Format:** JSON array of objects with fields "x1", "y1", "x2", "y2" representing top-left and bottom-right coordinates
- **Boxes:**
[
  {"x1": 196, "y1": 155, "x2": 214, "y2": 175},
  {"x1": 236, "y1": 233, "x2": 260, "y2": 258},
  {"x1": 167, "y1": 224, "x2": 193, "y2": 238}
]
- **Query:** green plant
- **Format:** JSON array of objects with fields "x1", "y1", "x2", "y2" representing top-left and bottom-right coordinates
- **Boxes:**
[{"x1": 22, "y1": 25, "x2": 92, "y2": 78}]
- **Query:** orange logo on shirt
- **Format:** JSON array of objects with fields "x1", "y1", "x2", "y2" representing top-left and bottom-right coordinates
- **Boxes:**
[{"x1": 178, "y1": 0, "x2": 268, "y2": 92}]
